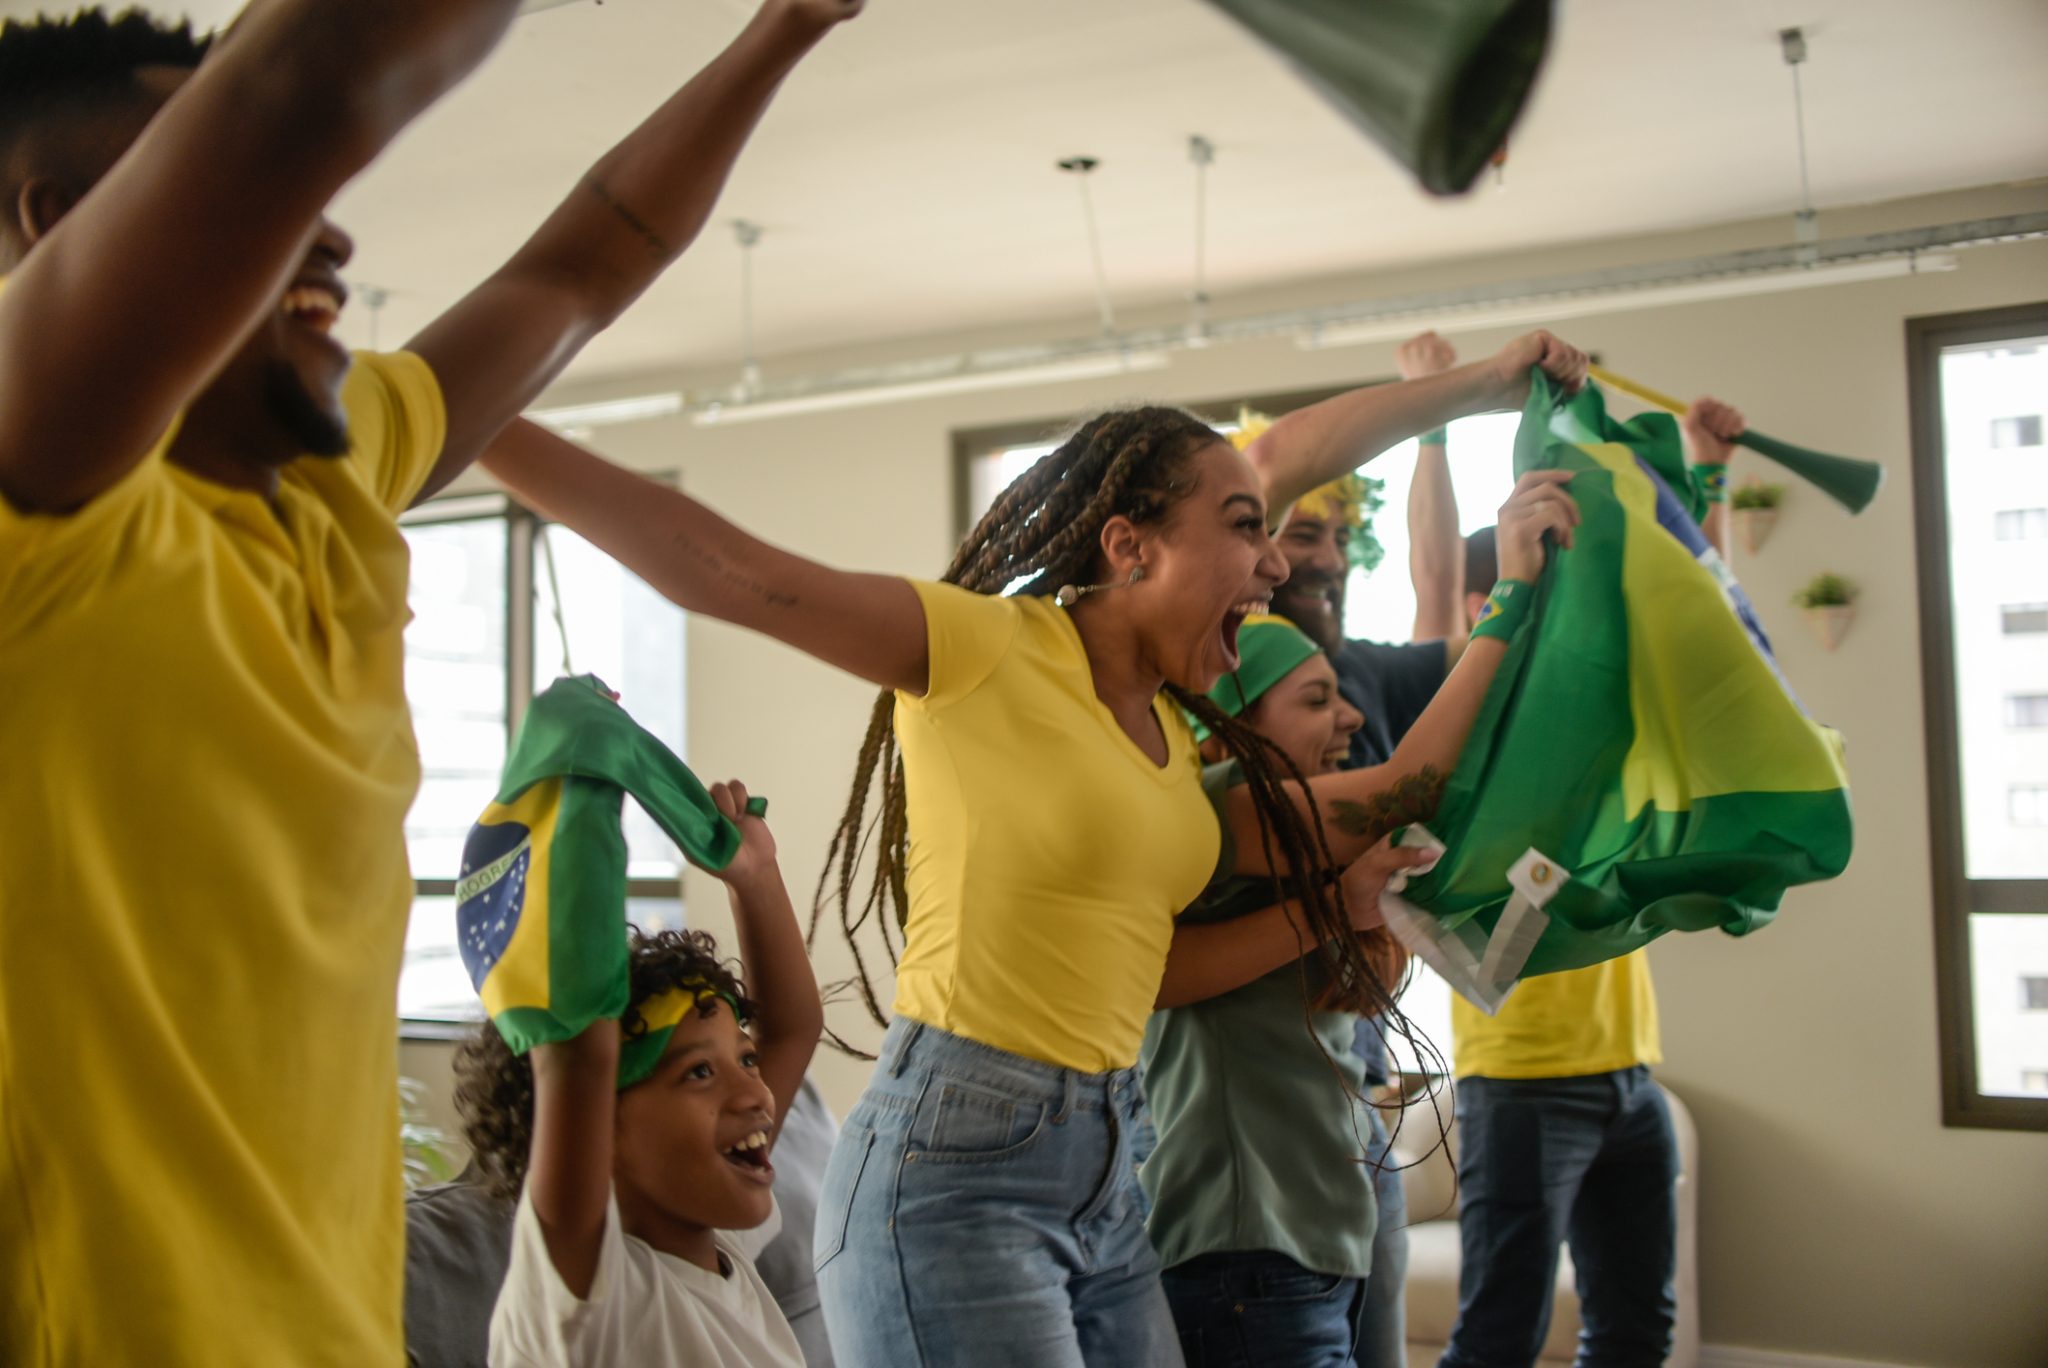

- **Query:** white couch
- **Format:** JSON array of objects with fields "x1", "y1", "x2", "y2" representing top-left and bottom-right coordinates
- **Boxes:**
[{"x1": 1386, "y1": 1082, "x2": 1700, "y2": 1368}]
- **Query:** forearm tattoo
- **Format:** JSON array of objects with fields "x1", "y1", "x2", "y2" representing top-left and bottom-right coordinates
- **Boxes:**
[{"x1": 585, "y1": 177, "x2": 672, "y2": 261}]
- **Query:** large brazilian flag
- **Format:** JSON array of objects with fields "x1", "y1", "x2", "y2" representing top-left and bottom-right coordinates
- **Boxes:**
[{"x1": 1383, "y1": 375, "x2": 1854, "y2": 1011}]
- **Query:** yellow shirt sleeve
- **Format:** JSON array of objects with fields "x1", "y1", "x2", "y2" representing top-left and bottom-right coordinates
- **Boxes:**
[
  {"x1": 0, "y1": 426, "x2": 176, "y2": 647},
  {"x1": 906, "y1": 579, "x2": 1026, "y2": 708},
  {"x1": 342, "y1": 350, "x2": 447, "y2": 515}
]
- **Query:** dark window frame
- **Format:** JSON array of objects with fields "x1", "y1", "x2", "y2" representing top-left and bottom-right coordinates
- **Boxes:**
[{"x1": 1907, "y1": 299, "x2": 2048, "y2": 1131}]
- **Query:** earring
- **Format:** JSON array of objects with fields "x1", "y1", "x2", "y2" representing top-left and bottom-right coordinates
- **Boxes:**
[{"x1": 1054, "y1": 565, "x2": 1144, "y2": 608}]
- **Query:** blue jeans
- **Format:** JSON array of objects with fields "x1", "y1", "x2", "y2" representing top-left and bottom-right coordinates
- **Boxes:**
[
  {"x1": 1354, "y1": 1104, "x2": 1410, "y2": 1368},
  {"x1": 813, "y1": 1019, "x2": 1180, "y2": 1368},
  {"x1": 1440, "y1": 1066, "x2": 1678, "y2": 1368},
  {"x1": 1163, "y1": 1250, "x2": 1361, "y2": 1367}
]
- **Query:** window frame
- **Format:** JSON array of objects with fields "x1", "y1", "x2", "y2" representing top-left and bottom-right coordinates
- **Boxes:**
[
  {"x1": 396, "y1": 482, "x2": 686, "y2": 1039},
  {"x1": 1907, "y1": 299, "x2": 2048, "y2": 1131}
]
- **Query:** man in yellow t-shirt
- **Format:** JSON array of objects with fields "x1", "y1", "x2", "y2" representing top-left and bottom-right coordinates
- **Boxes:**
[
  {"x1": 1437, "y1": 398, "x2": 1745, "y2": 1368},
  {"x1": 0, "y1": 5, "x2": 859, "y2": 1363}
]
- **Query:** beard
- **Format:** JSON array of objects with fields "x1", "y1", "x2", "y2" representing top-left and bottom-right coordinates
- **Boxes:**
[
  {"x1": 263, "y1": 361, "x2": 351, "y2": 458},
  {"x1": 1270, "y1": 576, "x2": 1346, "y2": 652}
]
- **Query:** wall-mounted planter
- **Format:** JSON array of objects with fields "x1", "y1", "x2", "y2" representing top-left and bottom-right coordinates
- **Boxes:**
[
  {"x1": 1805, "y1": 603, "x2": 1855, "y2": 652},
  {"x1": 1733, "y1": 506, "x2": 1779, "y2": 555}
]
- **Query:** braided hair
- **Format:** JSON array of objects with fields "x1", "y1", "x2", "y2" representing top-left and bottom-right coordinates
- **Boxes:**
[{"x1": 810, "y1": 405, "x2": 1440, "y2": 1054}]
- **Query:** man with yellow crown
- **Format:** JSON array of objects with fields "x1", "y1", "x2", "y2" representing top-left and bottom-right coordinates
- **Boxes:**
[{"x1": 1236, "y1": 327, "x2": 1590, "y2": 1368}]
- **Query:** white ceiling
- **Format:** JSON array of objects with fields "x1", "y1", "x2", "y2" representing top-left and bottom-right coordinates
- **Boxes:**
[{"x1": 14, "y1": 0, "x2": 2048, "y2": 381}]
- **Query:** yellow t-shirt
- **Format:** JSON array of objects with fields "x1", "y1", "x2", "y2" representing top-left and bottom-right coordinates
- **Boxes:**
[
  {"x1": 1451, "y1": 951, "x2": 1662, "y2": 1080},
  {"x1": 891, "y1": 581, "x2": 1221, "y2": 1074},
  {"x1": 0, "y1": 353, "x2": 444, "y2": 1366}
]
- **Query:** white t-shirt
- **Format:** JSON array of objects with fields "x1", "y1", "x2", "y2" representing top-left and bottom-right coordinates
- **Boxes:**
[{"x1": 488, "y1": 1187, "x2": 805, "y2": 1368}]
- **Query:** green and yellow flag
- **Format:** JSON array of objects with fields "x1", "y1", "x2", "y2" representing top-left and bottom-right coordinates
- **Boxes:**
[
  {"x1": 457, "y1": 676, "x2": 754, "y2": 1080},
  {"x1": 1384, "y1": 375, "x2": 1853, "y2": 1010}
]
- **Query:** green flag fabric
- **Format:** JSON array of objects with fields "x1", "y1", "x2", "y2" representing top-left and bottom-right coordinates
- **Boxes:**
[
  {"x1": 456, "y1": 676, "x2": 751, "y2": 1073},
  {"x1": 1382, "y1": 376, "x2": 1854, "y2": 1011}
]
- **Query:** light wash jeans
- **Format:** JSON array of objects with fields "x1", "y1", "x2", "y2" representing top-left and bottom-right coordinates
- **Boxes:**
[
  {"x1": 1355, "y1": 1103, "x2": 1411, "y2": 1368},
  {"x1": 813, "y1": 1019, "x2": 1181, "y2": 1368}
]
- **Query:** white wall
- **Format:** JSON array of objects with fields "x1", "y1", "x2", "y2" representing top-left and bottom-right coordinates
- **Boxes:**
[{"x1": 413, "y1": 180, "x2": 2048, "y2": 1365}]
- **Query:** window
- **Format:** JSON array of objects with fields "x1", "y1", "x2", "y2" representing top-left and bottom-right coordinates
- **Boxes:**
[
  {"x1": 2003, "y1": 604, "x2": 2048, "y2": 635},
  {"x1": 396, "y1": 491, "x2": 686, "y2": 1028},
  {"x1": 1990, "y1": 415, "x2": 2043, "y2": 448},
  {"x1": 2024, "y1": 977, "x2": 2048, "y2": 1011},
  {"x1": 1908, "y1": 302, "x2": 2048, "y2": 1129},
  {"x1": 1996, "y1": 508, "x2": 2048, "y2": 540}
]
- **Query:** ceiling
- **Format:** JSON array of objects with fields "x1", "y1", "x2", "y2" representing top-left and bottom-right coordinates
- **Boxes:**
[{"x1": 11, "y1": 0, "x2": 2048, "y2": 382}]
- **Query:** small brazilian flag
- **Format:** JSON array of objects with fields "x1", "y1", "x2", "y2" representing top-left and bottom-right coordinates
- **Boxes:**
[
  {"x1": 458, "y1": 675, "x2": 747, "y2": 1058},
  {"x1": 1385, "y1": 375, "x2": 1853, "y2": 1008}
]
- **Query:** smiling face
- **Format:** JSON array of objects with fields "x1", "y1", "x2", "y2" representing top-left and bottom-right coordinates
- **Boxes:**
[
  {"x1": 1268, "y1": 505, "x2": 1351, "y2": 652},
  {"x1": 612, "y1": 999, "x2": 778, "y2": 1240},
  {"x1": 1242, "y1": 652, "x2": 1364, "y2": 777},
  {"x1": 1102, "y1": 439, "x2": 1292, "y2": 693}
]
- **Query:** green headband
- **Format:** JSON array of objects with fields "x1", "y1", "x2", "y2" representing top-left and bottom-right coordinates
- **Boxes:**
[
  {"x1": 615, "y1": 980, "x2": 744, "y2": 1090},
  {"x1": 1192, "y1": 614, "x2": 1324, "y2": 741}
]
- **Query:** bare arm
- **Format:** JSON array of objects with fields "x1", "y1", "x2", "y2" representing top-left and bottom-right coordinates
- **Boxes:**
[
  {"x1": 705, "y1": 782, "x2": 821, "y2": 1138},
  {"x1": 1397, "y1": 333, "x2": 1468, "y2": 644},
  {"x1": 1156, "y1": 843, "x2": 1430, "y2": 1008},
  {"x1": 0, "y1": 0, "x2": 521, "y2": 513},
  {"x1": 1245, "y1": 330, "x2": 1589, "y2": 518},
  {"x1": 525, "y1": 1021, "x2": 621, "y2": 1299},
  {"x1": 483, "y1": 418, "x2": 928, "y2": 693},
  {"x1": 409, "y1": 0, "x2": 862, "y2": 501},
  {"x1": 1681, "y1": 396, "x2": 1744, "y2": 560},
  {"x1": 1229, "y1": 470, "x2": 1580, "y2": 874}
]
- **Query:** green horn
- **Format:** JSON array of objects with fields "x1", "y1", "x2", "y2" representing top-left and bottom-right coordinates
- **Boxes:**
[
  {"x1": 1200, "y1": 0, "x2": 1555, "y2": 196},
  {"x1": 1735, "y1": 430, "x2": 1886, "y2": 515}
]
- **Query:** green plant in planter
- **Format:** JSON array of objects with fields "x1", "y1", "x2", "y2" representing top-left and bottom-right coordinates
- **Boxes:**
[
  {"x1": 1792, "y1": 572, "x2": 1856, "y2": 609},
  {"x1": 1732, "y1": 482, "x2": 1785, "y2": 511},
  {"x1": 400, "y1": 1076, "x2": 456, "y2": 1190}
]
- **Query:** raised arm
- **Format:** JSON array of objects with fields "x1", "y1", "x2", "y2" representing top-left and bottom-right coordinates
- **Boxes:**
[
  {"x1": 407, "y1": 0, "x2": 862, "y2": 502},
  {"x1": 1681, "y1": 396, "x2": 1744, "y2": 559},
  {"x1": 1398, "y1": 332, "x2": 1468, "y2": 644},
  {"x1": 483, "y1": 418, "x2": 928, "y2": 693},
  {"x1": 704, "y1": 781, "x2": 821, "y2": 1137},
  {"x1": 0, "y1": 0, "x2": 522, "y2": 513},
  {"x1": 1246, "y1": 330, "x2": 1588, "y2": 518},
  {"x1": 524, "y1": 1021, "x2": 622, "y2": 1298},
  {"x1": 1227, "y1": 469, "x2": 1579, "y2": 874}
]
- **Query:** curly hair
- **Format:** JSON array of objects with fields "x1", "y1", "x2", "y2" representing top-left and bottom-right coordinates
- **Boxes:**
[
  {"x1": 811, "y1": 404, "x2": 1441, "y2": 1054},
  {"x1": 454, "y1": 928, "x2": 754, "y2": 1201}
]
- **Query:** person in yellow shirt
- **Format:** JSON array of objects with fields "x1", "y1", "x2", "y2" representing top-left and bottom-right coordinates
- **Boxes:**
[
  {"x1": 1438, "y1": 396, "x2": 1747, "y2": 1368},
  {"x1": 0, "y1": 4, "x2": 861, "y2": 1364},
  {"x1": 472, "y1": 351, "x2": 1586, "y2": 1365}
]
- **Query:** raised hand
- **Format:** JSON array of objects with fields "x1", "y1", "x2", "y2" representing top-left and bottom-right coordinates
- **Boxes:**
[
  {"x1": 1487, "y1": 329, "x2": 1590, "y2": 408},
  {"x1": 1681, "y1": 396, "x2": 1746, "y2": 466},
  {"x1": 707, "y1": 779, "x2": 779, "y2": 889},
  {"x1": 1494, "y1": 468, "x2": 1580, "y2": 582},
  {"x1": 1341, "y1": 840, "x2": 1437, "y2": 931},
  {"x1": 1396, "y1": 330, "x2": 1458, "y2": 381},
  {"x1": 770, "y1": 0, "x2": 866, "y2": 29}
]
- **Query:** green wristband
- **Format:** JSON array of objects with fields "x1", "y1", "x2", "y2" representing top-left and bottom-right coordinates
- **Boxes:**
[
  {"x1": 1418, "y1": 427, "x2": 1449, "y2": 447},
  {"x1": 1470, "y1": 579, "x2": 1534, "y2": 643},
  {"x1": 1692, "y1": 463, "x2": 1729, "y2": 504}
]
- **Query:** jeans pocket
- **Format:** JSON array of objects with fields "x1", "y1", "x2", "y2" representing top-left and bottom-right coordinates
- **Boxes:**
[
  {"x1": 1252, "y1": 1264, "x2": 1351, "y2": 1306},
  {"x1": 812, "y1": 1124, "x2": 877, "y2": 1274},
  {"x1": 909, "y1": 1077, "x2": 1049, "y2": 1164}
]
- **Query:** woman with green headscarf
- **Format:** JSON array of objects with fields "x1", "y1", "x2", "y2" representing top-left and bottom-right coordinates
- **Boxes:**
[{"x1": 1144, "y1": 615, "x2": 1430, "y2": 1368}]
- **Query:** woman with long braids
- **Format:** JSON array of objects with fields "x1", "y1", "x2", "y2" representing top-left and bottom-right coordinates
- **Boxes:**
[{"x1": 474, "y1": 332, "x2": 1584, "y2": 1367}]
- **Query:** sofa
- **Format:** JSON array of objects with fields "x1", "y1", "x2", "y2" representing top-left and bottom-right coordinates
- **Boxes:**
[{"x1": 1387, "y1": 1081, "x2": 1700, "y2": 1367}]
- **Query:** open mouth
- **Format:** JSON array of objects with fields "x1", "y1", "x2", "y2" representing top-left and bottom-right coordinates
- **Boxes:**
[
  {"x1": 1219, "y1": 593, "x2": 1270, "y2": 669},
  {"x1": 281, "y1": 283, "x2": 345, "y2": 337},
  {"x1": 720, "y1": 1128, "x2": 774, "y2": 1182}
]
